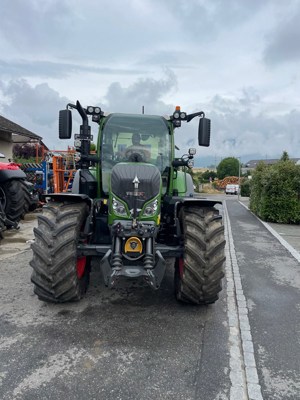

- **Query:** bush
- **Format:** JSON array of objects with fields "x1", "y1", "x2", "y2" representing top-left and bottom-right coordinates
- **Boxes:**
[
  {"x1": 241, "y1": 180, "x2": 251, "y2": 197},
  {"x1": 13, "y1": 143, "x2": 43, "y2": 159},
  {"x1": 250, "y1": 159, "x2": 300, "y2": 224}
]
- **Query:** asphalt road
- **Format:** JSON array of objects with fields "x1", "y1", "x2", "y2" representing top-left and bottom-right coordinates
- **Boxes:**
[{"x1": 0, "y1": 197, "x2": 299, "y2": 400}]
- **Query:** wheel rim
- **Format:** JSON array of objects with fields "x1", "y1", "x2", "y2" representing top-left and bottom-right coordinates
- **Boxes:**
[{"x1": 76, "y1": 256, "x2": 86, "y2": 279}]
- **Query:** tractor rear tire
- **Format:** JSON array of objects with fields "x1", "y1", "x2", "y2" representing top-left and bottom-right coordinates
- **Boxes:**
[
  {"x1": 175, "y1": 206, "x2": 225, "y2": 305},
  {"x1": 30, "y1": 201, "x2": 91, "y2": 303},
  {"x1": 0, "y1": 179, "x2": 30, "y2": 223}
]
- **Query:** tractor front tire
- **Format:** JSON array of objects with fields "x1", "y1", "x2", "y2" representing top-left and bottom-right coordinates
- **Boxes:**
[
  {"x1": 175, "y1": 206, "x2": 225, "y2": 305},
  {"x1": 0, "y1": 179, "x2": 30, "y2": 223},
  {"x1": 30, "y1": 201, "x2": 91, "y2": 303}
]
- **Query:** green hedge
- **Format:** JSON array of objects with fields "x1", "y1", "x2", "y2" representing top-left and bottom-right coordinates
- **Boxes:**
[
  {"x1": 241, "y1": 180, "x2": 251, "y2": 197},
  {"x1": 249, "y1": 160, "x2": 300, "y2": 224}
]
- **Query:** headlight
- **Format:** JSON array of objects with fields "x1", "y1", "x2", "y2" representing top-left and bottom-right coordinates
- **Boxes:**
[
  {"x1": 87, "y1": 106, "x2": 94, "y2": 113},
  {"x1": 112, "y1": 197, "x2": 127, "y2": 216},
  {"x1": 74, "y1": 139, "x2": 81, "y2": 147},
  {"x1": 143, "y1": 199, "x2": 158, "y2": 217}
]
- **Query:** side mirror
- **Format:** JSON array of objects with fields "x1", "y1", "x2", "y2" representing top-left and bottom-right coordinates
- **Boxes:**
[
  {"x1": 59, "y1": 109, "x2": 72, "y2": 139},
  {"x1": 189, "y1": 148, "x2": 196, "y2": 156},
  {"x1": 198, "y1": 117, "x2": 211, "y2": 147}
]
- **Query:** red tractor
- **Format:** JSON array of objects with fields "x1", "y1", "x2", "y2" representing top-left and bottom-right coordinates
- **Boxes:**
[{"x1": 0, "y1": 152, "x2": 34, "y2": 236}]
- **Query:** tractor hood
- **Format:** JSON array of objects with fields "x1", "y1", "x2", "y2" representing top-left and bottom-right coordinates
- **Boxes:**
[{"x1": 111, "y1": 163, "x2": 161, "y2": 211}]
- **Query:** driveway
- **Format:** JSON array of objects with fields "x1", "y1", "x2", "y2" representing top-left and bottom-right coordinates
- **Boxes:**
[{"x1": 0, "y1": 199, "x2": 299, "y2": 400}]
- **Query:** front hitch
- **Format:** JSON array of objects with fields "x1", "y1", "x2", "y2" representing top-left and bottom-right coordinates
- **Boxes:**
[{"x1": 100, "y1": 249, "x2": 166, "y2": 290}]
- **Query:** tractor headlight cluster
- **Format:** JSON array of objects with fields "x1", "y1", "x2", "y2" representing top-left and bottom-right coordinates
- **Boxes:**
[
  {"x1": 86, "y1": 106, "x2": 101, "y2": 115},
  {"x1": 112, "y1": 197, "x2": 127, "y2": 217},
  {"x1": 172, "y1": 106, "x2": 187, "y2": 127},
  {"x1": 173, "y1": 106, "x2": 187, "y2": 121},
  {"x1": 86, "y1": 106, "x2": 102, "y2": 122},
  {"x1": 143, "y1": 199, "x2": 158, "y2": 217}
]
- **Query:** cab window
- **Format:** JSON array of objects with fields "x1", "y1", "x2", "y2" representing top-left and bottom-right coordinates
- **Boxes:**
[{"x1": 101, "y1": 113, "x2": 170, "y2": 195}]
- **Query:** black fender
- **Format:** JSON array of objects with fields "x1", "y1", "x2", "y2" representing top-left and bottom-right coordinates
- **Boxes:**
[
  {"x1": 0, "y1": 169, "x2": 27, "y2": 183},
  {"x1": 42, "y1": 193, "x2": 93, "y2": 208},
  {"x1": 174, "y1": 197, "x2": 222, "y2": 218}
]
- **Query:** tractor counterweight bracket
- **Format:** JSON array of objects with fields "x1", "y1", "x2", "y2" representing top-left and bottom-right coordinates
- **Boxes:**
[{"x1": 100, "y1": 250, "x2": 166, "y2": 290}]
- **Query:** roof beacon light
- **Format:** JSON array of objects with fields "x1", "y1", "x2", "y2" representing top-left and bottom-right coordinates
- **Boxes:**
[{"x1": 173, "y1": 106, "x2": 181, "y2": 120}]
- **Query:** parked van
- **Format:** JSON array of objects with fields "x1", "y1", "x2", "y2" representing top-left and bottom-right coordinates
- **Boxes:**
[{"x1": 225, "y1": 184, "x2": 239, "y2": 195}]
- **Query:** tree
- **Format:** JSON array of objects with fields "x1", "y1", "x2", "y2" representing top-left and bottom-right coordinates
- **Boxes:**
[
  {"x1": 280, "y1": 150, "x2": 289, "y2": 161},
  {"x1": 217, "y1": 157, "x2": 239, "y2": 179},
  {"x1": 201, "y1": 170, "x2": 217, "y2": 182}
]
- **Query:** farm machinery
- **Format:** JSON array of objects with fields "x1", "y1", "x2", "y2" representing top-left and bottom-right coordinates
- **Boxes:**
[
  {"x1": 0, "y1": 153, "x2": 34, "y2": 236},
  {"x1": 30, "y1": 102, "x2": 225, "y2": 304}
]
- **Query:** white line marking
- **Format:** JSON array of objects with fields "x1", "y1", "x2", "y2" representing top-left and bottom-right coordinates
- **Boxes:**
[{"x1": 224, "y1": 201, "x2": 263, "y2": 400}]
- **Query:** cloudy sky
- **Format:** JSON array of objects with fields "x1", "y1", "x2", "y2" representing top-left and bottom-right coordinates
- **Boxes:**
[{"x1": 1, "y1": 0, "x2": 300, "y2": 166}]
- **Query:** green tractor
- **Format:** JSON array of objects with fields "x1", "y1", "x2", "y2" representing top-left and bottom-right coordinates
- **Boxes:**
[{"x1": 30, "y1": 101, "x2": 225, "y2": 304}]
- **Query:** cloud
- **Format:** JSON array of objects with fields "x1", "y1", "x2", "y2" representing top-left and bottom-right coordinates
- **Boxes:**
[
  {"x1": 1, "y1": 75, "x2": 299, "y2": 163},
  {"x1": 0, "y1": 70, "x2": 178, "y2": 148},
  {"x1": 1, "y1": 79, "x2": 69, "y2": 126},
  {"x1": 102, "y1": 69, "x2": 177, "y2": 114},
  {"x1": 263, "y1": 4, "x2": 300, "y2": 65},
  {"x1": 0, "y1": 79, "x2": 71, "y2": 148},
  {"x1": 0, "y1": 59, "x2": 144, "y2": 80},
  {"x1": 205, "y1": 93, "x2": 300, "y2": 160},
  {"x1": 137, "y1": 51, "x2": 192, "y2": 69},
  {"x1": 0, "y1": 0, "x2": 76, "y2": 55},
  {"x1": 152, "y1": 0, "x2": 270, "y2": 42},
  {"x1": 0, "y1": 18, "x2": 299, "y2": 170}
]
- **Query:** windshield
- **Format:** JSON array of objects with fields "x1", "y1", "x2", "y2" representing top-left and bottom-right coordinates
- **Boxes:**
[{"x1": 101, "y1": 113, "x2": 170, "y2": 195}]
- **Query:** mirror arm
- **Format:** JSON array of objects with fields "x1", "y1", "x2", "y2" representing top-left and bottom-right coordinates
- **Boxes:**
[
  {"x1": 67, "y1": 101, "x2": 88, "y2": 124},
  {"x1": 67, "y1": 103, "x2": 77, "y2": 110},
  {"x1": 76, "y1": 100, "x2": 88, "y2": 123},
  {"x1": 172, "y1": 157, "x2": 193, "y2": 168},
  {"x1": 186, "y1": 111, "x2": 205, "y2": 123}
]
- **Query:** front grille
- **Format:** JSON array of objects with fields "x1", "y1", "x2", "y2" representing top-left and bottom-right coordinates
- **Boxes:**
[{"x1": 111, "y1": 163, "x2": 161, "y2": 210}]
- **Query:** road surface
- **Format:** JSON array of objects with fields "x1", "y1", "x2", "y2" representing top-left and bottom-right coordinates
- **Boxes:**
[{"x1": 0, "y1": 198, "x2": 299, "y2": 400}]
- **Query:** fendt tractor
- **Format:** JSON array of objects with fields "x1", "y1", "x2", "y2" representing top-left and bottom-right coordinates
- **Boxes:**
[{"x1": 30, "y1": 102, "x2": 225, "y2": 304}]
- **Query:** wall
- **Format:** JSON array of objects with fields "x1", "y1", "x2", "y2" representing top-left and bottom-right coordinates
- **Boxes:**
[{"x1": 0, "y1": 132, "x2": 13, "y2": 162}]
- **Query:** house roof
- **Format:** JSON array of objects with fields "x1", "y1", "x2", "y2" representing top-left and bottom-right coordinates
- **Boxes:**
[
  {"x1": 245, "y1": 158, "x2": 300, "y2": 168},
  {"x1": 0, "y1": 115, "x2": 42, "y2": 142}
]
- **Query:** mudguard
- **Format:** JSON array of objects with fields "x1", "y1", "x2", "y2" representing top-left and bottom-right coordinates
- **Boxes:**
[
  {"x1": 174, "y1": 196, "x2": 222, "y2": 217},
  {"x1": 0, "y1": 169, "x2": 26, "y2": 183},
  {"x1": 42, "y1": 193, "x2": 92, "y2": 205}
]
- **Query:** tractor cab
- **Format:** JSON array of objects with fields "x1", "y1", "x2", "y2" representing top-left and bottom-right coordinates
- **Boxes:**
[{"x1": 100, "y1": 113, "x2": 171, "y2": 196}]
